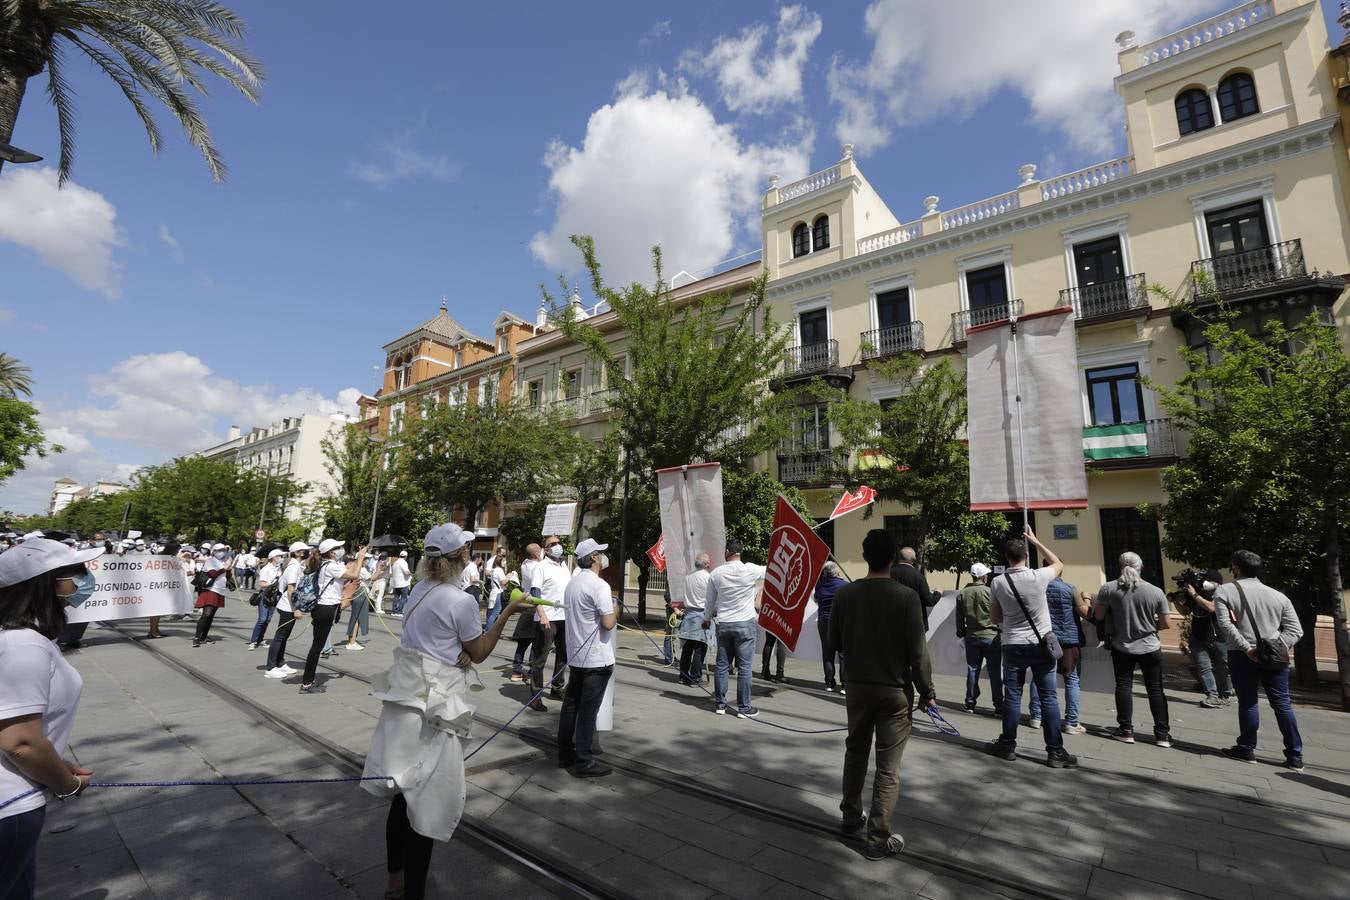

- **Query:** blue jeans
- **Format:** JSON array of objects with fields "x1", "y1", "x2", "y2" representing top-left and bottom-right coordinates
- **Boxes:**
[
  {"x1": 1062, "y1": 651, "x2": 1082, "y2": 727},
  {"x1": 0, "y1": 804, "x2": 44, "y2": 900},
  {"x1": 485, "y1": 589, "x2": 502, "y2": 629},
  {"x1": 714, "y1": 620, "x2": 756, "y2": 712},
  {"x1": 557, "y1": 664, "x2": 613, "y2": 771},
  {"x1": 963, "y1": 636, "x2": 1002, "y2": 709},
  {"x1": 1228, "y1": 651, "x2": 1302, "y2": 758},
  {"x1": 249, "y1": 599, "x2": 276, "y2": 645},
  {"x1": 391, "y1": 586, "x2": 410, "y2": 614},
  {"x1": 1193, "y1": 639, "x2": 1232, "y2": 698},
  {"x1": 999, "y1": 643, "x2": 1063, "y2": 752}
]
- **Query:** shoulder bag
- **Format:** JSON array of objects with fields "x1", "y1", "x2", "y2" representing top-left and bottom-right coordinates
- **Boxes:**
[
  {"x1": 1233, "y1": 582, "x2": 1290, "y2": 672},
  {"x1": 1003, "y1": 573, "x2": 1063, "y2": 663}
]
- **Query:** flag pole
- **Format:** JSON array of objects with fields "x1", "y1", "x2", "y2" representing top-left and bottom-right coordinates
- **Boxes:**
[{"x1": 1009, "y1": 304, "x2": 1030, "y2": 535}]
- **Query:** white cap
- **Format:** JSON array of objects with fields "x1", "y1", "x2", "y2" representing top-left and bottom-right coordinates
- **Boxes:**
[
  {"x1": 423, "y1": 523, "x2": 474, "y2": 557},
  {"x1": 399, "y1": 550, "x2": 408, "y2": 558},
  {"x1": 317, "y1": 538, "x2": 344, "y2": 555},
  {"x1": 0, "y1": 538, "x2": 105, "y2": 589},
  {"x1": 267, "y1": 548, "x2": 285, "y2": 559},
  {"x1": 970, "y1": 562, "x2": 991, "y2": 579},
  {"x1": 575, "y1": 538, "x2": 608, "y2": 559},
  {"x1": 288, "y1": 541, "x2": 310, "y2": 553}
]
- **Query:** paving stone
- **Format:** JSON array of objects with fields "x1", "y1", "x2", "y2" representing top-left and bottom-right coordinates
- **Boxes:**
[{"x1": 1099, "y1": 849, "x2": 1255, "y2": 900}]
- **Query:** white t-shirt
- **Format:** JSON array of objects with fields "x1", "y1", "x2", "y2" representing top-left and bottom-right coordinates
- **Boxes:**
[
  {"x1": 706, "y1": 560, "x2": 766, "y2": 623},
  {"x1": 258, "y1": 561, "x2": 281, "y2": 586},
  {"x1": 278, "y1": 559, "x2": 304, "y2": 612},
  {"x1": 684, "y1": 568, "x2": 712, "y2": 612},
  {"x1": 490, "y1": 564, "x2": 506, "y2": 592},
  {"x1": 389, "y1": 558, "x2": 412, "y2": 589},
  {"x1": 460, "y1": 560, "x2": 480, "y2": 591},
  {"x1": 563, "y1": 570, "x2": 615, "y2": 668},
  {"x1": 0, "y1": 629, "x2": 83, "y2": 819},
  {"x1": 991, "y1": 565, "x2": 1058, "y2": 645},
  {"x1": 317, "y1": 559, "x2": 347, "y2": 606},
  {"x1": 536, "y1": 559, "x2": 571, "y2": 622},
  {"x1": 202, "y1": 559, "x2": 231, "y2": 594},
  {"x1": 401, "y1": 580, "x2": 483, "y2": 667},
  {"x1": 520, "y1": 558, "x2": 539, "y2": 595}
]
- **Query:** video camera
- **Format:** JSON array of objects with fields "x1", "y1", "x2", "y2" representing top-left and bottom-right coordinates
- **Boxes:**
[{"x1": 1169, "y1": 568, "x2": 1209, "y2": 611}]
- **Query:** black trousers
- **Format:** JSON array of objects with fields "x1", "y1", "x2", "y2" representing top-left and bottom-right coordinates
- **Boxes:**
[
  {"x1": 819, "y1": 615, "x2": 845, "y2": 688},
  {"x1": 1111, "y1": 648, "x2": 1171, "y2": 737},
  {"x1": 194, "y1": 605, "x2": 218, "y2": 642},
  {"x1": 531, "y1": 621, "x2": 568, "y2": 693},
  {"x1": 267, "y1": 610, "x2": 298, "y2": 670},
  {"x1": 761, "y1": 632, "x2": 786, "y2": 676},
  {"x1": 386, "y1": 795, "x2": 434, "y2": 900},
  {"x1": 302, "y1": 605, "x2": 338, "y2": 684},
  {"x1": 680, "y1": 639, "x2": 708, "y2": 683},
  {"x1": 557, "y1": 664, "x2": 614, "y2": 771}
]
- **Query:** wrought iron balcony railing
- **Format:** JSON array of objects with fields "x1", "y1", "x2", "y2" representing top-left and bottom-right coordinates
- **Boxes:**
[
  {"x1": 1061, "y1": 274, "x2": 1149, "y2": 321},
  {"x1": 1191, "y1": 239, "x2": 1306, "y2": 297},
  {"x1": 860, "y1": 322, "x2": 925, "y2": 360},
  {"x1": 777, "y1": 449, "x2": 845, "y2": 485},
  {"x1": 783, "y1": 340, "x2": 840, "y2": 376},
  {"x1": 1082, "y1": 418, "x2": 1177, "y2": 464},
  {"x1": 951, "y1": 299, "x2": 1024, "y2": 344}
]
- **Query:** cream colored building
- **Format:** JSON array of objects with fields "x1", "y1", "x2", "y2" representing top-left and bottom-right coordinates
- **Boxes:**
[
  {"x1": 197, "y1": 414, "x2": 348, "y2": 518},
  {"x1": 759, "y1": 0, "x2": 1349, "y2": 591}
]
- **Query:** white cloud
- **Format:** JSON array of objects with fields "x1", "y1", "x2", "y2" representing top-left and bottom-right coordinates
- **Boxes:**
[
  {"x1": 0, "y1": 166, "x2": 121, "y2": 297},
  {"x1": 348, "y1": 118, "x2": 460, "y2": 187},
  {"x1": 531, "y1": 83, "x2": 811, "y2": 286},
  {"x1": 828, "y1": 0, "x2": 1214, "y2": 155},
  {"x1": 0, "y1": 307, "x2": 13, "y2": 325},
  {"x1": 0, "y1": 418, "x2": 139, "y2": 516},
  {"x1": 682, "y1": 5, "x2": 823, "y2": 114},
  {"x1": 641, "y1": 20, "x2": 672, "y2": 46},
  {"x1": 158, "y1": 223, "x2": 179, "y2": 249}
]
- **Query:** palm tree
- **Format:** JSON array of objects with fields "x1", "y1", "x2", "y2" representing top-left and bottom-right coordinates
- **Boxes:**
[
  {"x1": 0, "y1": 1, "x2": 263, "y2": 183},
  {"x1": 0, "y1": 352, "x2": 34, "y2": 397}
]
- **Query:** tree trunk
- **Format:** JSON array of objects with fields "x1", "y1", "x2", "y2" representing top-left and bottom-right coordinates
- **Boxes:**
[
  {"x1": 0, "y1": 68, "x2": 26, "y2": 147},
  {"x1": 1322, "y1": 521, "x2": 1350, "y2": 711},
  {"x1": 1292, "y1": 588, "x2": 1320, "y2": 690}
]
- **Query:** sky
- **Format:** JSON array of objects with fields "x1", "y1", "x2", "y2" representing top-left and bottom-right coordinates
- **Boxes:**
[{"x1": 1, "y1": 0, "x2": 1344, "y2": 514}]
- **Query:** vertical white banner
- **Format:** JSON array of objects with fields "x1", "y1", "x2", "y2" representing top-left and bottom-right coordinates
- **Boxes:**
[
  {"x1": 967, "y1": 308, "x2": 1088, "y2": 512},
  {"x1": 656, "y1": 463, "x2": 726, "y2": 604}
]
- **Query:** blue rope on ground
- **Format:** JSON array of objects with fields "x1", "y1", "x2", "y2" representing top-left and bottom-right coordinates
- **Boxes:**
[
  {"x1": 924, "y1": 704, "x2": 961, "y2": 737},
  {"x1": 0, "y1": 774, "x2": 391, "y2": 813}
]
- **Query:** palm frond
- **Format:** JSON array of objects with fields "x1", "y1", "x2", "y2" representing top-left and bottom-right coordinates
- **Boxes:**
[
  {"x1": 43, "y1": 40, "x2": 79, "y2": 184},
  {"x1": 65, "y1": 33, "x2": 164, "y2": 156}
]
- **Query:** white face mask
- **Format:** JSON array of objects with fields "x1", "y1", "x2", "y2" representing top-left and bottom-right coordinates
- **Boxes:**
[
  {"x1": 332, "y1": 549, "x2": 346, "y2": 561},
  {"x1": 598, "y1": 554, "x2": 609, "y2": 571},
  {"x1": 548, "y1": 545, "x2": 564, "y2": 559}
]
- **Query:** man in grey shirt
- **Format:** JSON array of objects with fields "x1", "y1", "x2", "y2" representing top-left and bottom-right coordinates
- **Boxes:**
[
  {"x1": 1214, "y1": 550, "x2": 1304, "y2": 769},
  {"x1": 1092, "y1": 551, "x2": 1172, "y2": 748}
]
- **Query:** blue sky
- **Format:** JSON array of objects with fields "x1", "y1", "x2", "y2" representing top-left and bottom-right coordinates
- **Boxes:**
[{"x1": 1, "y1": 0, "x2": 1343, "y2": 513}]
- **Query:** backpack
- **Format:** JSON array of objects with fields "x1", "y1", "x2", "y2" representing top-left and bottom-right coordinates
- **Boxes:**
[
  {"x1": 292, "y1": 571, "x2": 321, "y2": 613},
  {"x1": 256, "y1": 581, "x2": 282, "y2": 608},
  {"x1": 191, "y1": 570, "x2": 212, "y2": 592}
]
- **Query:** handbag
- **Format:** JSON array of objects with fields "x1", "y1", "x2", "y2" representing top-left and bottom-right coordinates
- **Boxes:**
[
  {"x1": 1003, "y1": 573, "x2": 1063, "y2": 663},
  {"x1": 1234, "y1": 582, "x2": 1290, "y2": 671}
]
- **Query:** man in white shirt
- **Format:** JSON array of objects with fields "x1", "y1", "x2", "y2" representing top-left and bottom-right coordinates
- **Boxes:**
[
  {"x1": 679, "y1": 552, "x2": 713, "y2": 686},
  {"x1": 986, "y1": 529, "x2": 1075, "y2": 768},
  {"x1": 557, "y1": 538, "x2": 617, "y2": 777},
  {"x1": 531, "y1": 535, "x2": 572, "y2": 702},
  {"x1": 460, "y1": 553, "x2": 482, "y2": 606},
  {"x1": 389, "y1": 550, "x2": 412, "y2": 616},
  {"x1": 702, "y1": 540, "x2": 765, "y2": 718}
]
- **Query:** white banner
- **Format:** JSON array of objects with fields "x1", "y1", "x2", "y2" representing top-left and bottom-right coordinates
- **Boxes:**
[
  {"x1": 656, "y1": 463, "x2": 726, "y2": 605},
  {"x1": 967, "y1": 307, "x2": 1088, "y2": 512},
  {"x1": 66, "y1": 554, "x2": 195, "y2": 623},
  {"x1": 541, "y1": 502, "x2": 577, "y2": 537}
]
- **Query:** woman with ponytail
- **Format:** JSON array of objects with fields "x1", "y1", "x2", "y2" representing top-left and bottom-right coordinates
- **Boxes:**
[{"x1": 1091, "y1": 552, "x2": 1174, "y2": 748}]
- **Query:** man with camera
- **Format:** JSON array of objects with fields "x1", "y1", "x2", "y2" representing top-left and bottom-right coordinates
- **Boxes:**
[{"x1": 1173, "y1": 568, "x2": 1233, "y2": 709}]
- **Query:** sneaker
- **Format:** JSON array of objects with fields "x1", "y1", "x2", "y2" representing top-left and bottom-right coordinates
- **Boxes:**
[
  {"x1": 1284, "y1": 755, "x2": 1305, "y2": 771},
  {"x1": 963, "y1": 703, "x2": 977, "y2": 714},
  {"x1": 825, "y1": 685, "x2": 836, "y2": 693},
  {"x1": 571, "y1": 763, "x2": 613, "y2": 778},
  {"x1": 863, "y1": 833, "x2": 905, "y2": 860},
  {"x1": 548, "y1": 689, "x2": 564, "y2": 701},
  {"x1": 319, "y1": 650, "x2": 332, "y2": 659},
  {"x1": 246, "y1": 642, "x2": 259, "y2": 651},
  {"x1": 838, "y1": 687, "x2": 845, "y2": 696},
  {"x1": 527, "y1": 700, "x2": 548, "y2": 713},
  {"x1": 1155, "y1": 735, "x2": 1173, "y2": 749},
  {"x1": 1028, "y1": 718, "x2": 1042, "y2": 729},
  {"x1": 264, "y1": 668, "x2": 287, "y2": 679},
  {"x1": 344, "y1": 643, "x2": 365, "y2": 651},
  {"x1": 510, "y1": 672, "x2": 525, "y2": 682},
  {"x1": 1220, "y1": 695, "x2": 1234, "y2": 707},
  {"x1": 737, "y1": 706, "x2": 760, "y2": 719},
  {"x1": 1110, "y1": 727, "x2": 1136, "y2": 744},
  {"x1": 840, "y1": 817, "x2": 865, "y2": 838},
  {"x1": 1200, "y1": 695, "x2": 1224, "y2": 709},
  {"x1": 1046, "y1": 749, "x2": 1079, "y2": 769},
  {"x1": 715, "y1": 705, "x2": 728, "y2": 716},
  {"x1": 280, "y1": 664, "x2": 297, "y2": 675},
  {"x1": 299, "y1": 683, "x2": 315, "y2": 693},
  {"x1": 1221, "y1": 745, "x2": 1257, "y2": 764},
  {"x1": 984, "y1": 740, "x2": 1017, "y2": 761},
  {"x1": 191, "y1": 640, "x2": 200, "y2": 648},
  {"x1": 1062, "y1": 723, "x2": 1087, "y2": 735}
]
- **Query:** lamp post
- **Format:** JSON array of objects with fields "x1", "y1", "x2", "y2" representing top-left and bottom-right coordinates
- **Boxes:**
[
  {"x1": 0, "y1": 140, "x2": 43, "y2": 176},
  {"x1": 368, "y1": 435, "x2": 387, "y2": 544}
]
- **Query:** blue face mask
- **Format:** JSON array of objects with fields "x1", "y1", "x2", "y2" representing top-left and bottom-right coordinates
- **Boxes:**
[{"x1": 62, "y1": 571, "x2": 96, "y2": 608}]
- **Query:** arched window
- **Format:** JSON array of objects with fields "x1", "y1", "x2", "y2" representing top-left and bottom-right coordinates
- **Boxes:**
[
  {"x1": 1175, "y1": 88, "x2": 1213, "y2": 136},
  {"x1": 791, "y1": 222, "x2": 810, "y2": 258},
  {"x1": 1217, "y1": 72, "x2": 1258, "y2": 123},
  {"x1": 812, "y1": 215, "x2": 830, "y2": 251}
]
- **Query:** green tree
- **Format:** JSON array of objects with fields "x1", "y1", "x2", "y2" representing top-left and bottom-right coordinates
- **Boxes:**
[
  {"x1": 826, "y1": 353, "x2": 1007, "y2": 574},
  {"x1": 556, "y1": 429, "x2": 622, "y2": 545},
  {"x1": 0, "y1": 395, "x2": 60, "y2": 486},
  {"x1": 497, "y1": 496, "x2": 549, "y2": 563},
  {"x1": 721, "y1": 467, "x2": 809, "y2": 565},
  {"x1": 130, "y1": 455, "x2": 303, "y2": 545},
  {"x1": 0, "y1": 0, "x2": 264, "y2": 183},
  {"x1": 0, "y1": 352, "x2": 33, "y2": 397},
  {"x1": 1144, "y1": 310, "x2": 1350, "y2": 706},
  {"x1": 318, "y1": 425, "x2": 430, "y2": 546}
]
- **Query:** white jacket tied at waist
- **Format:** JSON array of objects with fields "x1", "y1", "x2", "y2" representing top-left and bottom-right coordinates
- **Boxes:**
[{"x1": 362, "y1": 645, "x2": 478, "y2": 841}]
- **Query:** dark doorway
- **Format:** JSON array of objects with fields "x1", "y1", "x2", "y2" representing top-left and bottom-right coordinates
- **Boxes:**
[{"x1": 1100, "y1": 507, "x2": 1164, "y2": 589}]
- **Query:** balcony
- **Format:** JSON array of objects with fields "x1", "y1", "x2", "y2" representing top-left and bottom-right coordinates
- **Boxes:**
[
  {"x1": 774, "y1": 339, "x2": 854, "y2": 390},
  {"x1": 1061, "y1": 274, "x2": 1149, "y2": 322},
  {"x1": 1190, "y1": 240, "x2": 1307, "y2": 297},
  {"x1": 860, "y1": 322, "x2": 925, "y2": 361},
  {"x1": 551, "y1": 395, "x2": 585, "y2": 419},
  {"x1": 1082, "y1": 418, "x2": 1178, "y2": 469},
  {"x1": 951, "y1": 299, "x2": 1024, "y2": 345},
  {"x1": 552, "y1": 390, "x2": 618, "y2": 420},
  {"x1": 777, "y1": 450, "x2": 846, "y2": 486}
]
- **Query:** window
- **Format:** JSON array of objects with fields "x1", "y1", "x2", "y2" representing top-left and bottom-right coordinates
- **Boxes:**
[
  {"x1": 563, "y1": 368, "x2": 581, "y2": 400},
  {"x1": 791, "y1": 223, "x2": 810, "y2": 258},
  {"x1": 965, "y1": 264, "x2": 1008, "y2": 311},
  {"x1": 454, "y1": 350, "x2": 463, "y2": 369},
  {"x1": 798, "y1": 308, "x2": 828, "y2": 346},
  {"x1": 787, "y1": 404, "x2": 830, "y2": 451},
  {"x1": 875, "y1": 287, "x2": 911, "y2": 331},
  {"x1": 1205, "y1": 200, "x2": 1269, "y2": 257},
  {"x1": 1072, "y1": 236, "x2": 1125, "y2": 287},
  {"x1": 497, "y1": 334, "x2": 507, "y2": 353},
  {"x1": 1175, "y1": 88, "x2": 1214, "y2": 136},
  {"x1": 1085, "y1": 364, "x2": 1144, "y2": 425},
  {"x1": 812, "y1": 215, "x2": 830, "y2": 252},
  {"x1": 1100, "y1": 508, "x2": 1164, "y2": 589},
  {"x1": 1217, "y1": 72, "x2": 1258, "y2": 123},
  {"x1": 527, "y1": 380, "x2": 542, "y2": 408}
]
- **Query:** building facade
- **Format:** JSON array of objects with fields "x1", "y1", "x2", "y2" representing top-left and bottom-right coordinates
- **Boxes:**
[
  {"x1": 49, "y1": 477, "x2": 128, "y2": 516},
  {"x1": 197, "y1": 414, "x2": 348, "y2": 517}
]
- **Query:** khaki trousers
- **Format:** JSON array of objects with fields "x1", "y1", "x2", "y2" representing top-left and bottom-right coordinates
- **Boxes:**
[{"x1": 840, "y1": 683, "x2": 912, "y2": 849}]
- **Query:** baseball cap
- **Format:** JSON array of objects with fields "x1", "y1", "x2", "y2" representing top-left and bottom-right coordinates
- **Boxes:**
[
  {"x1": 0, "y1": 538, "x2": 105, "y2": 589},
  {"x1": 267, "y1": 548, "x2": 285, "y2": 560},
  {"x1": 423, "y1": 523, "x2": 475, "y2": 557},
  {"x1": 399, "y1": 550, "x2": 408, "y2": 557},
  {"x1": 317, "y1": 538, "x2": 344, "y2": 555},
  {"x1": 970, "y1": 562, "x2": 991, "y2": 579},
  {"x1": 575, "y1": 538, "x2": 608, "y2": 559},
  {"x1": 288, "y1": 541, "x2": 310, "y2": 553}
]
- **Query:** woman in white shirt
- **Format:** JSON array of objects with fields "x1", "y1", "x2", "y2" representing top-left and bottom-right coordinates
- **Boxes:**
[
  {"x1": 0, "y1": 539, "x2": 104, "y2": 900},
  {"x1": 299, "y1": 539, "x2": 366, "y2": 693},
  {"x1": 265, "y1": 543, "x2": 309, "y2": 679},
  {"x1": 247, "y1": 549, "x2": 286, "y2": 651}
]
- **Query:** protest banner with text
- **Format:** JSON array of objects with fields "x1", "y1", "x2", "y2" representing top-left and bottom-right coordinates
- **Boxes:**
[{"x1": 66, "y1": 555, "x2": 195, "y2": 623}]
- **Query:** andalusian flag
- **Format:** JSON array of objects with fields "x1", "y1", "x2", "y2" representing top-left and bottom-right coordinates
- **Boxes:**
[{"x1": 1082, "y1": 423, "x2": 1148, "y2": 460}]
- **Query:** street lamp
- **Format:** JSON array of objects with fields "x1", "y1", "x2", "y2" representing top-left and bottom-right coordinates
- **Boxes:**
[
  {"x1": 0, "y1": 140, "x2": 43, "y2": 174},
  {"x1": 368, "y1": 434, "x2": 392, "y2": 544}
]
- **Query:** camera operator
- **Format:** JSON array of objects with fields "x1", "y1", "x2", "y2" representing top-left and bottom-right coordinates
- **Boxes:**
[{"x1": 1178, "y1": 569, "x2": 1232, "y2": 709}]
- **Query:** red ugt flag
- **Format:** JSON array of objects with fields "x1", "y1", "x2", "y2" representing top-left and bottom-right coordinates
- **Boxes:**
[
  {"x1": 759, "y1": 496, "x2": 830, "y2": 652},
  {"x1": 646, "y1": 533, "x2": 667, "y2": 573},
  {"x1": 830, "y1": 485, "x2": 876, "y2": 520}
]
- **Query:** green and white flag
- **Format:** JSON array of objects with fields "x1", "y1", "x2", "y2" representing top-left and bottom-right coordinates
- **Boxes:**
[{"x1": 1082, "y1": 422, "x2": 1148, "y2": 460}]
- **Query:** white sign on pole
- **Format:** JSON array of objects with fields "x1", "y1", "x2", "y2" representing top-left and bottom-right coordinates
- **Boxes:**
[
  {"x1": 656, "y1": 463, "x2": 725, "y2": 605},
  {"x1": 541, "y1": 502, "x2": 578, "y2": 537},
  {"x1": 65, "y1": 555, "x2": 195, "y2": 623}
]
